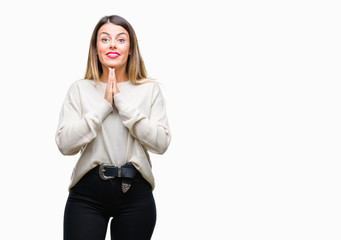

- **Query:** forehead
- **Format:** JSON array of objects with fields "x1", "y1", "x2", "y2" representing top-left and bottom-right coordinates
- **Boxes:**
[{"x1": 97, "y1": 23, "x2": 129, "y2": 37}]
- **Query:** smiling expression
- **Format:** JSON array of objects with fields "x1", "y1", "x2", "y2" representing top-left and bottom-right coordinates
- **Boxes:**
[{"x1": 96, "y1": 23, "x2": 130, "y2": 70}]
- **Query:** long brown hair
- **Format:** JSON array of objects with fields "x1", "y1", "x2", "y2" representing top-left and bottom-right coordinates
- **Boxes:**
[{"x1": 84, "y1": 15, "x2": 147, "y2": 85}]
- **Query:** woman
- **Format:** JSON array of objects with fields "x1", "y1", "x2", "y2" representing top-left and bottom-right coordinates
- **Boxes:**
[{"x1": 56, "y1": 15, "x2": 171, "y2": 240}]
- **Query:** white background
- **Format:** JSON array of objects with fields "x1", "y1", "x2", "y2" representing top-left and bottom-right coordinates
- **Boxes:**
[{"x1": 0, "y1": 0, "x2": 340, "y2": 239}]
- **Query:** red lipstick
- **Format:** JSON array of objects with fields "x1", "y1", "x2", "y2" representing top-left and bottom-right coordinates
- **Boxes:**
[{"x1": 106, "y1": 52, "x2": 120, "y2": 59}]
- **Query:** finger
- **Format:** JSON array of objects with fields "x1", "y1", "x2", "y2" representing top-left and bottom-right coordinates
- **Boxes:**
[
  {"x1": 108, "y1": 68, "x2": 114, "y2": 91},
  {"x1": 112, "y1": 76, "x2": 118, "y2": 94},
  {"x1": 109, "y1": 67, "x2": 116, "y2": 82},
  {"x1": 113, "y1": 82, "x2": 117, "y2": 94},
  {"x1": 109, "y1": 67, "x2": 113, "y2": 81},
  {"x1": 105, "y1": 85, "x2": 113, "y2": 105},
  {"x1": 104, "y1": 69, "x2": 113, "y2": 104},
  {"x1": 106, "y1": 74, "x2": 112, "y2": 94}
]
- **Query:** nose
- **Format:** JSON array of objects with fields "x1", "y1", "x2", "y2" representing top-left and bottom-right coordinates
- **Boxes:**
[{"x1": 109, "y1": 39, "x2": 116, "y2": 49}]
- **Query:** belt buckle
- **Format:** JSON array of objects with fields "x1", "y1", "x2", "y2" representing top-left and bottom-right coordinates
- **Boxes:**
[{"x1": 99, "y1": 164, "x2": 120, "y2": 180}]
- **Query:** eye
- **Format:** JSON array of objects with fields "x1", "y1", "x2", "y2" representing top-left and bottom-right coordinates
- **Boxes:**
[
  {"x1": 117, "y1": 38, "x2": 126, "y2": 43},
  {"x1": 101, "y1": 38, "x2": 109, "y2": 43}
]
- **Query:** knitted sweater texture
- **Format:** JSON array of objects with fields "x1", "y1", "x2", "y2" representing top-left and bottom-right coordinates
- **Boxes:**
[{"x1": 56, "y1": 79, "x2": 171, "y2": 190}]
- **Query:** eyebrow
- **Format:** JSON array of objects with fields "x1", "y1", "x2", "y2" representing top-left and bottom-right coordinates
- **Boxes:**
[{"x1": 99, "y1": 32, "x2": 128, "y2": 37}]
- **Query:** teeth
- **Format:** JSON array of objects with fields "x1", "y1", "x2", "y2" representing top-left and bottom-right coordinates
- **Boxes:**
[{"x1": 108, "y1": 54, "x2": 118, "y2": 57}]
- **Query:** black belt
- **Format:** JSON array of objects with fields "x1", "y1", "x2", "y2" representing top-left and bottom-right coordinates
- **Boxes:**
[{"x1": 94, "y1": 163, "x2": 139, "y2": 193}]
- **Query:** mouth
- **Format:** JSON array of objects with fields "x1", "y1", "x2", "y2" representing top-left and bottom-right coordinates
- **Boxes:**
[{"x1": 106, "y1": 52, "x2": 120, "y2": 59}]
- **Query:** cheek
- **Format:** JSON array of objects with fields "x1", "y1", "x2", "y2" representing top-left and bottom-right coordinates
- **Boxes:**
[
  {"x1": 120, "y1": 43, "x2": 130, "y2": 55},
  {"x1": 96, "y1": 43, "x2": 104, "y2": 54},
  {"x1": 96, "y1": 44, "x2": 107, "y2": 62},
  {"x1": 96, "y1": 46, "x2": 105, "y2": 64}
]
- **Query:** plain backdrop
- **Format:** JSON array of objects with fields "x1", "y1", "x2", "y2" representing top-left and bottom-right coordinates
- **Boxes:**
[{"x1": 0, "y1": 0, "x2": 340, "y2": 239}]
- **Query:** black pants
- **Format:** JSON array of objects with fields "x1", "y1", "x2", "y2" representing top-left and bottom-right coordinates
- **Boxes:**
[{"x1": 64, "y1": 166, "x2": 156, "y2": 240}]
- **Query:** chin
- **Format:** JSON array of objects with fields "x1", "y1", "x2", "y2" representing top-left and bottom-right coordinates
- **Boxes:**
[
  {"x1": 101, "y1": 59, "x2": 126, "y2": 70},
  {"x1": 102, "y1": 62, "x2": 116, "y2": 69},
  {"x1": 107, "y1": 64, "x2": 116, "y2": 69}
]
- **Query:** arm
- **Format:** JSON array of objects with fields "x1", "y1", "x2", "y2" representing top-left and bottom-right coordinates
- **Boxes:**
[
  {"x1": 55, "y1": 83, "x2": 113, "y2": 155},
  {"x1": 114, "y1": 84, "x2": 171, "y2": 154}
]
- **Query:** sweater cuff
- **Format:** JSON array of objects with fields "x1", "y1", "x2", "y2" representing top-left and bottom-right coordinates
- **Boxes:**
[
  {"x1": 114, "y1": 93, "x2": 144, "y2": 131},
  {"x1": 97, "y1": 99, "x2": 113, "y2": 122},
  {"x1": 113, "y1": 93, "x2": 125, "y2": 111},
  {"x1": 114, "y1": 93, "x2": 136, "y2": 119}
]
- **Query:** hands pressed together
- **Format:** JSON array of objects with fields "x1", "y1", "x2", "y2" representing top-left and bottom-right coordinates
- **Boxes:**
[{"x1": 104, "y1": 68, "x2": 120, "y2": 105}]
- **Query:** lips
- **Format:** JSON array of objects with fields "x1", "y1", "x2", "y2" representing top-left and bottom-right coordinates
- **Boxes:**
[{"x1": 106, "y1": 52, "x2": 120, "y2": 59}]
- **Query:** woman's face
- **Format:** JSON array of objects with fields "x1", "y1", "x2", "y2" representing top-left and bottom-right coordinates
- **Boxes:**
[{"x1": 96, "y1": 23, "x2": 130, "y2": 70}]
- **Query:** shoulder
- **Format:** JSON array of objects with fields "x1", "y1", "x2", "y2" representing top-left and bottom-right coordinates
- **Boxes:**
[
  {"x1": 67, "y1": 79, "x2": 96, "y2": 93},
  {"x1": 135, "y1": 79, "x2": 163, "y2": 92},
  {"x1": 138, "y1": 80, "x2": 165, "y2": 101},
  {"x1": 140, "y1": 79, "x2": 166, "y2": 103},
  {"x1": 121, "y1": 79, "x2": 165, "y2": 101},
  {"x1": 70, "y1": 79, "x2": 95, "y2": 88},
  {"x1": 64, "y1": 80, "x2": 96, "y2": 102}
]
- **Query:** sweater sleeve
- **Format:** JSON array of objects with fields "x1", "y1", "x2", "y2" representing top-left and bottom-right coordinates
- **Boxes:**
[
  {"x1": 113, "y1": 84, "x2": 171, "y2": 154},
  {"x1": 55, "y1": 82, "x2": 113, "y2": 155}
]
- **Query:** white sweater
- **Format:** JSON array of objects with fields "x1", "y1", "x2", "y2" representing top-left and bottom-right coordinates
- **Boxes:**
[{"x1": 56, "y1": 79, "x2": 171, "y2": 190}]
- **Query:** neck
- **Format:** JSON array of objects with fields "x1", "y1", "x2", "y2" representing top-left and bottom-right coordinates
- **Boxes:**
[{"x1": 100, "y1": 66, "x2": 128, "y2": 83}]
